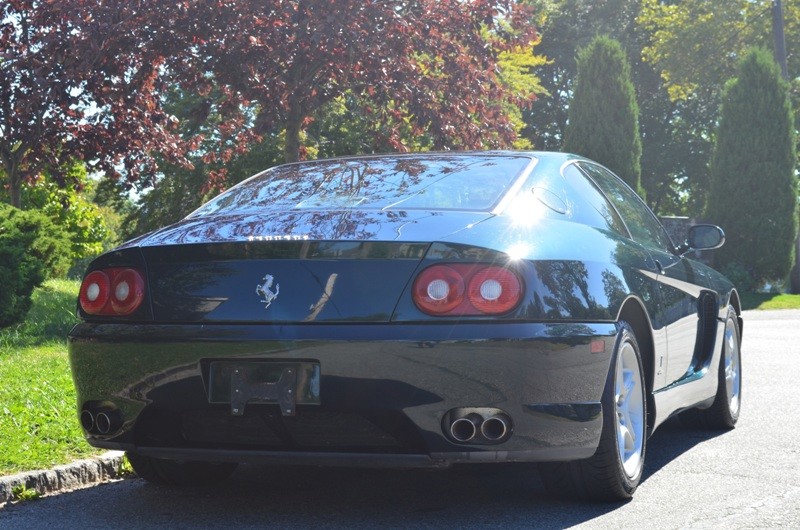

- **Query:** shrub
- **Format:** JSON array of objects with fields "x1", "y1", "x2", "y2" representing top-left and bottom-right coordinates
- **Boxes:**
[
  {"x1": 563, "y1": 35, "x2": 642, "y2": 195},
  {"x1": 719, "y1": 262, "x2": 756, "y2": 293},
  {"x1": 0, "y1": 204, "x2": 70, "y2": 328},
  {"x1": 21, "y1": 163, "x2": 111, "y2": 267},
  {"x1": 705, "y1": 48, "x2": 798, "y2": 287}
]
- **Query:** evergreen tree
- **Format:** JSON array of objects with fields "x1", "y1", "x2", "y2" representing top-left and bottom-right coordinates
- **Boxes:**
[
  {"x1": 564, "y1": 36, "x2": 642, "y2": 194},
  {"x1": 706, "y1": 48, "x2": 798, "y2": 289}
]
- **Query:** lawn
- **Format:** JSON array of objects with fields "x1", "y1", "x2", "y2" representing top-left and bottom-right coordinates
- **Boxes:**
[
  {"x1": 0, "y1": 280, "x2": 100, "y2": 476},
  {"x1": 740, "y1": 292, "x2": 800, "y2": 310}
]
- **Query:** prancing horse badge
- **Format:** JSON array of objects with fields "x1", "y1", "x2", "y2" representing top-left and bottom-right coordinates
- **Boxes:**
[{"x1": 256, "y1": 274, "x2": 280, "y2": 309}]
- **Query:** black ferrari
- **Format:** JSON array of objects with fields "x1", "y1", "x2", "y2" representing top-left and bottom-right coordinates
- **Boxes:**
[{"x1": 69, "y1": 152, "x2": 742, "y2": 500}]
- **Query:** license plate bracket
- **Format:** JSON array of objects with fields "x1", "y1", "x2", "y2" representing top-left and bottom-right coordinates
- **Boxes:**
[{"x1": 207, "y1": 361, "x2": 320, "y2": 417}]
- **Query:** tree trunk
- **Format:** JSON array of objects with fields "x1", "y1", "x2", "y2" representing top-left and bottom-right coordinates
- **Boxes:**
[
  {"x1": 3, "y1": 157, "x2": 23, "y2": 208},
  {"x1": 283, "y1": 97, "x2": 304, "y2": 164},
  {"x1": 790, "y1": 235, "x2": 800, "y2": 294},
  {"x1": 9, "y1": 181, "x2": 21, "y2": 208}
]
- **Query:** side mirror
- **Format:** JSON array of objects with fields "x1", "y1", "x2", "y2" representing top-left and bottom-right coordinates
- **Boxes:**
[{"x1": 678, "y1": 224, "x2": 725, "y2": 254}]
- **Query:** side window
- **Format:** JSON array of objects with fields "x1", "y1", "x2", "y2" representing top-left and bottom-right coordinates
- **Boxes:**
[
  {"x1": 578, "y1": 163, "x2": 673, "y2": 251},
  {"x1": 561, "y1": 163, "x2": 628, "y2": 237}
]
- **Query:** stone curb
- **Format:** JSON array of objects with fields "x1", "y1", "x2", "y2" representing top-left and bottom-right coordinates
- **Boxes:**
[{"x1": 0, "y1": 451, "x2": 127, "y2": 506}]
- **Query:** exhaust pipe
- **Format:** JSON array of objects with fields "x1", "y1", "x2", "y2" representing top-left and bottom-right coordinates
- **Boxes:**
[
  {"x1": 95, "y1": 408, "x2": 123, "y2": 435},
  {"x1": 80, "y1": 403, "x2": 123, "y2": 435},
  {"x1": 80, "y1": 409, "x2": 95, "y2": 432},
  {"x1": 450, "y1": 413, "x2": 482, "y2": 442},
  {"x1": 444, "y1": 408, "x2": 513, "y2": 444},
  {"x1": 95, "y1": 411, "x2": 113, "y2": 434},
  {"x1": 481, "y1": 414, "x2": 510, "y2": 441}
]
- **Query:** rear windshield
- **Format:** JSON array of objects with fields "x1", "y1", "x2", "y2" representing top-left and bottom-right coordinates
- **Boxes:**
[{"x1": 190, "y1": 155, "x2": 533, "y2": 217}]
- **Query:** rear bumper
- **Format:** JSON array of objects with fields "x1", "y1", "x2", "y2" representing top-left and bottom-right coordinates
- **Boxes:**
[{"x1": 68, "y1": 321, "x2": 616, "y2": 465}]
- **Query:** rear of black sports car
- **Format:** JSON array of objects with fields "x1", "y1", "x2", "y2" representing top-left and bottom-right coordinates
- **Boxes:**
[
  {"x1": 68, "y1": 153, "x2": 647, "y2": 495},
  {"x1": 69, "y1": 237, "x2": 619, "y2": 459}
]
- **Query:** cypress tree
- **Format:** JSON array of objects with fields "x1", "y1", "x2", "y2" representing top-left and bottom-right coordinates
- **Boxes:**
[
  {"x1": 564, "y1": 36, "x2": 642, "y2": 194},
  {"x1": 706, "y1": 48, "x2": 798, "y2": 289}
]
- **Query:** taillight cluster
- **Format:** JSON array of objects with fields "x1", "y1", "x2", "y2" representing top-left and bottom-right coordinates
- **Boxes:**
[
  {"x1": 79, "y1": 268, "x2": 145, "y2": 316},
  {"x1": 412, "y1": 264, "x2": 523, "y2": 316}
]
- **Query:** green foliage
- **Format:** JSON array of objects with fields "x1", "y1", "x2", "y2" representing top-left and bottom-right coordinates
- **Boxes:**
[
  {"x1": 0, "y1": 205, "x2": 71, "y2": 328},
  {"x1": 497, "y1": 44, "x2": 548, "y2": 101},
  {"x1": 124, "y1": 167, "x2": 211, "y2": 238},
  {"x1": 117, "y1": 86, "x2": 286, "y2": 238},
  {"x1": 527, "y1": 0, "x2": 800, "y2": 218},
  {"x1": 564, "y1": 36, "x2": 642, "y2": 193},
  {"x1": 11, "y1": 485, "x2": 41, "y2": 502},
  {"x1": 522, "y1": 2, "x2": 649, "y2": 211},
  {"x1": 524, "y1": 0, "x2": 640, "y2": 151},
  {"x1": 306, "y1": 95, "x2": 375, "y2": 158},
  {"x1": 639, "y1": 0, "x2": 787, "y2": 103},
  {"x1": 118, "y1": 455, "x2": 136, "y2": 478},
  {"x1": 636, "y1": 0, "x2": 800, "y2": 216},
  {"x1": 20, "y1": 163, "x2": 110, "y2": 265},
  {"x1": 706, "y1": 48, "x2": 798, "y2": 288},
  {"x1": 306, "y1": 94, "x2": 432, "y2": 158},
  {"x1": 65, "y1": 177, "x2": 133, "y2": 276},
  {"x1": 719, "y1": 262, "x2": 757, "y2": 293},
  {"x1": 125, "y1": 134, "x2": 285, "y2": 238},
  {"x1": 497, "y1": 43, "x2": 548, "y2": 150},
  {"x1": 525, "y1": 0, "x2": 726, "y2": 216}
]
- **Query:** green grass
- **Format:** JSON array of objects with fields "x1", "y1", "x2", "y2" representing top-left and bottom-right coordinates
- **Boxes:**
[
  {"x1": 0, "y1": 279, "x2": 81, "y2": 351},
  {"x1": 0, "y1": 280, "x2": 100, "y2": 475},
  {"x1": 740, "y1": 292, "x2": 800, "y2": 311}
]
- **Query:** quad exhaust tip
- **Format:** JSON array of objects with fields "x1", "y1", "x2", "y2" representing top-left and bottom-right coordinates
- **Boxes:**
[
  {"x1": 444, "y1": 408, "x2": 513, "y2": 445},
  {"x1": 81, "y1": 402, "x2": 123, "y2": 435}
]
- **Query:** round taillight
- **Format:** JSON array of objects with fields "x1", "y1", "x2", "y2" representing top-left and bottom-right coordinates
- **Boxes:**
[
  {"x1": 412, "y1": 265, "x2": 465, "y2": 315},
  {"x1": 79, "y1": 271, "x2": 111, "y2": 315},
  {"x1": 110, "y1": 268, "x2": 145, "y2": 315},
  {"x1": 467, "y1": 267, "x2": 522, "y2": 314}
]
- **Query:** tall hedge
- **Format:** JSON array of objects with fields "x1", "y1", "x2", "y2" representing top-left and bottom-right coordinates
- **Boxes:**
[
  {"x1": 564, "y1": 35, "x2": 642, "y2": 194},
  {"x1": 706, "y1": 48, "x2": 798, "y2": 288},
  {"x1": 0, "y1": 204, "x2": 70, "y2": 328}
]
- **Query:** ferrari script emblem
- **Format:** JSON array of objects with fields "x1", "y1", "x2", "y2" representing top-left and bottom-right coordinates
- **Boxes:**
[{"x1": 256, "y1": 274, "x2": 280, "y2": 309}]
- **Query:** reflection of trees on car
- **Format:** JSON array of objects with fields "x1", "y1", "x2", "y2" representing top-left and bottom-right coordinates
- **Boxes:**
[{"x1": 194, "y1": 156, "x2": 530, "y2": 216}]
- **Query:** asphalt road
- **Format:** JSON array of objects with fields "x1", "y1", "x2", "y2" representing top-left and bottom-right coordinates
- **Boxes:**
[{"x1": 2, "y1": 309, "x2": 798, "y2": 529}]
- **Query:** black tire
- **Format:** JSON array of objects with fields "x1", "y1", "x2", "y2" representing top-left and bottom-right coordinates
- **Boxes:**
[
  {"x1": 540, "y1": 322, "x2": 647, "y2": 501},
  {"x1": 126, "y1": 451, "x2": 238, "y2": 487},
  {"x1": 680, "y1": 306, "x2": 741, "y2": 430}
]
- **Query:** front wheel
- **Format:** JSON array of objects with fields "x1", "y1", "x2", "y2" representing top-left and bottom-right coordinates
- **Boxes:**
[
  {"x1": 540, "y1": 322, "x2": 647, "y2": 501},
  {"x1": 126, "y1": 451, "x2": 238, "y2": 487}
]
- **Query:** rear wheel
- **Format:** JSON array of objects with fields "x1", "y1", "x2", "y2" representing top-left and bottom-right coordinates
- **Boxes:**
[
  {"x1": 126, "y1": 451, "x2": 238, "y2": 487},
  {"x1": 681, "y1": 306, "x2": 741, "y2": 429},
  {"x1": 540, "y1": 322, "x2": 647, "y2": 501}
]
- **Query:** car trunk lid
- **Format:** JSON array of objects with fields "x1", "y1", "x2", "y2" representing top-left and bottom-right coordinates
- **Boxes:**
[
  {"x1": 142, "y1": 240, "x2": 432, "y2": 323},
  {"x1": 137, "y1": 209, "x2": 495, "y2": 324}
]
